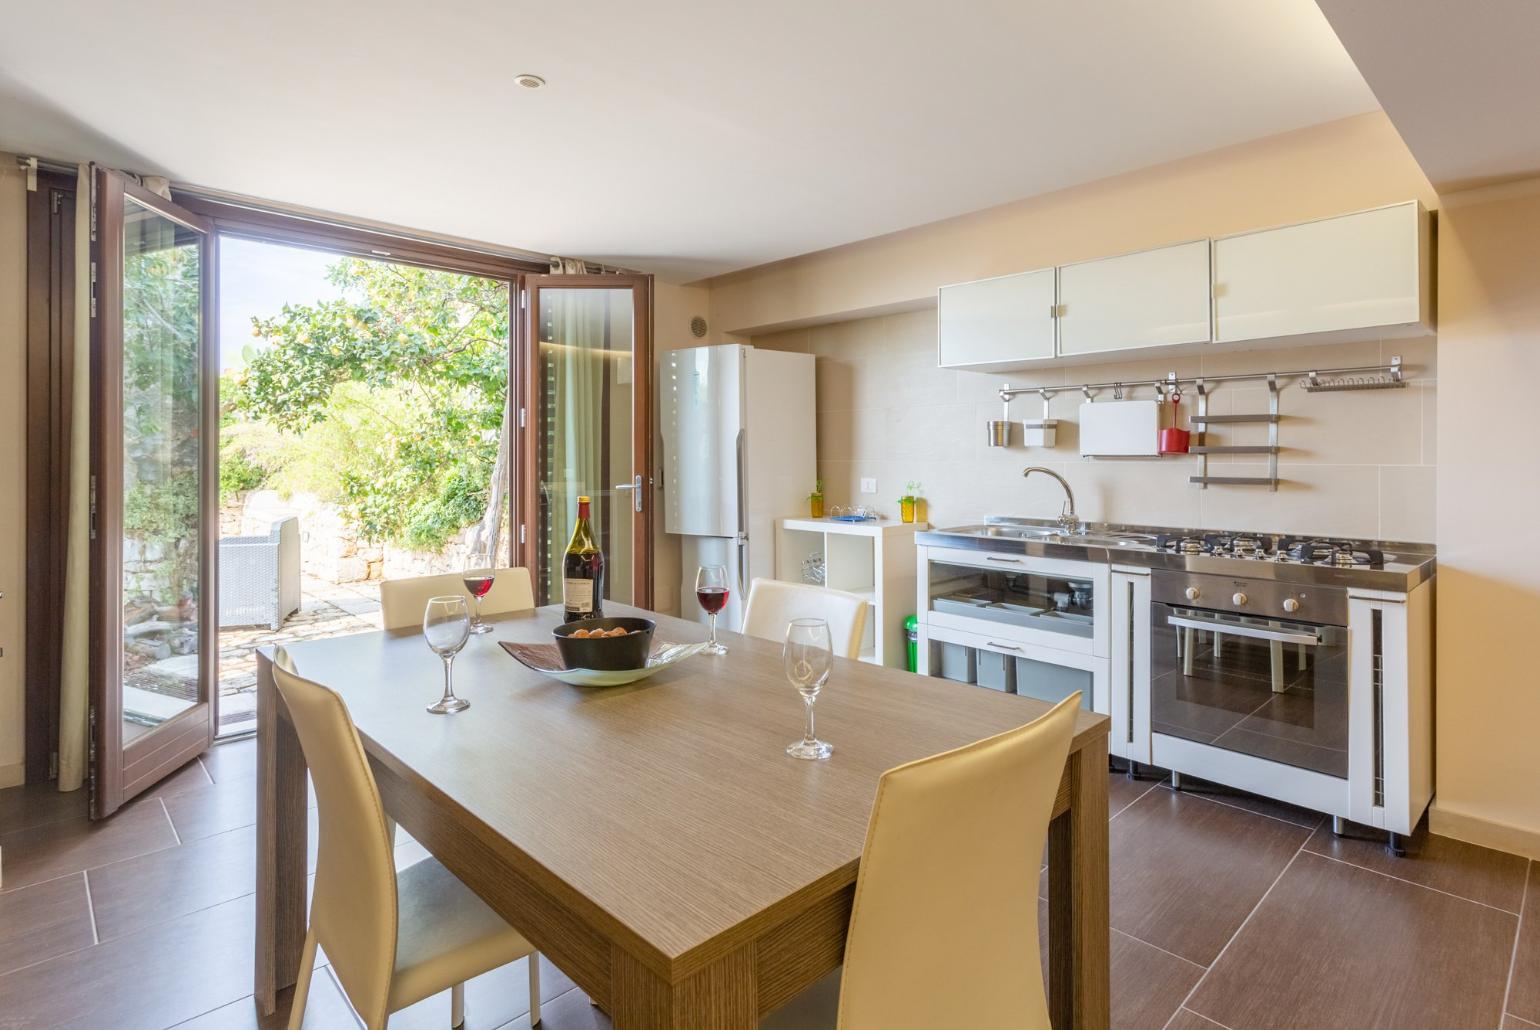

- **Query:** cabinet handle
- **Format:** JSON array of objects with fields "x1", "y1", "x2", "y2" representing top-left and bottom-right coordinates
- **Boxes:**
[
  {"x1": 987, "y1": 641, "x2": 1023, "y2": 652},
  {"x1": 985, "y1": 556, "x2": 1023, "y2": 564}
]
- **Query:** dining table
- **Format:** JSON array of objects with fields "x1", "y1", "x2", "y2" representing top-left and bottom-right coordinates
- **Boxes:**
[{"x1": 253, "y1": 604, "x2": 1110, "y2": 1028}]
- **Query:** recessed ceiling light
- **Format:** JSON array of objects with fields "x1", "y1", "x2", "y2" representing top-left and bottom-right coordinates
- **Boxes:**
[{"x1": 515, "y1": 74, "x2": 546, "y2": 90}]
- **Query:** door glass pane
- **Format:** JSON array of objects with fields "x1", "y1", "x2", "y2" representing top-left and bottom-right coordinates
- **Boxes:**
[
  {"x1": 537, "y1": 288, "x2": 635, "y2": 606},
  {"x1": 120, "y1": 199, "x2": 203, "y2": 742}
]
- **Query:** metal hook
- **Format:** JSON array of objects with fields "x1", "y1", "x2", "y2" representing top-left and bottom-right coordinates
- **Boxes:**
[
  {"x1": 1082, "y1": 385, "x2": 1093, "y2": 402},
  {"x1": 1113, "y1": 383, "x2": 1124, "y2": 401}
]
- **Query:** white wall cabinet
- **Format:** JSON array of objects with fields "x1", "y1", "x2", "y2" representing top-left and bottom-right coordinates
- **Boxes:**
[
  {"x1": 1213, "y1": 201, "x2": 1433, "y2": 345},
  {"x1": 1058, "y1": 240, "x2": 1211, "y2": 358},
  {"x1": 937, "y1": 267, "x2": 1056, "y2": 372}
]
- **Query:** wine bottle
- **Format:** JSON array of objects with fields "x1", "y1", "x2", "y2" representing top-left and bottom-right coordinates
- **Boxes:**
[{"x1": 563, "y1": 495, "x2": 605, "y2": 623}]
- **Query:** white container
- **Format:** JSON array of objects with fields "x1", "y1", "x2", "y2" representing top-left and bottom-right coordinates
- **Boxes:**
[
  {"x1": 1021, "y1": 418, "x2": 1059, "y2": 448},
  {"x1": 1078, "y1": 400, "x2": 1160, "y2": 457}
]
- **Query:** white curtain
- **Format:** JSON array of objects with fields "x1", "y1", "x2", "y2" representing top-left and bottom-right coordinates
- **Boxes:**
[
  {"x1": 57, "y1": 164, "x2": 92, "y2": 792},
  {"x1": 540, "y1": 288, "x2": 609, "y2": 600}
]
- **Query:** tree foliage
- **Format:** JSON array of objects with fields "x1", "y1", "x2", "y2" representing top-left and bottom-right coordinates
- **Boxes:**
[{"x1": 231, "y1": 259, "x2": 509, "y2": 549}]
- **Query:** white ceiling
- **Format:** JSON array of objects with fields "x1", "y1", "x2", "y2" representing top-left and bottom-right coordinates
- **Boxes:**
[
  {"x1": 1316, "y1": 0, "x2": 1540, "y2": 191},
  {"x1": 0, "y1": 1, "x2": 1377, "y2": 282}
]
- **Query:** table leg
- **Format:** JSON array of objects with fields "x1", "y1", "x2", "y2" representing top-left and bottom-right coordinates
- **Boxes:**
[
  {"x1": 610, "y1": 944, "x2": 756, "y2": 1029},
  {"x1": 255, "y1": 650, "x2": 310, "y2": 1015},
  {"x1": 1048, "y1": 734, "x2": 1110, "y2": 1030}
]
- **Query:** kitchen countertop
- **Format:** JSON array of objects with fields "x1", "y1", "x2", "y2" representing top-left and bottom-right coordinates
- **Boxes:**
[{"x1": 916, "y1": 517, "x2": 1435, "y2": 592}]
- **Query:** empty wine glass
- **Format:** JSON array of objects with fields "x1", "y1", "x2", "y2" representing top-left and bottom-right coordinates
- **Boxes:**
[
  {"x1": 783, "y1": 618, "x2": 834, "y2": 760},
  {"x1": 423, "y1": 595, "x2": 471, "y2": 714},
  {"x1": 696, "y1": 565, "x2": 729, "y2": 655},
  {"x1": 463, "y1": 552, "x2": 495, "y2": 635}
]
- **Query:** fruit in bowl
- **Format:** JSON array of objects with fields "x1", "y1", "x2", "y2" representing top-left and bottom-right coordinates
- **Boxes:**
[{"x1": 552, "y1": 617, "x2": 656, "y2": 671}]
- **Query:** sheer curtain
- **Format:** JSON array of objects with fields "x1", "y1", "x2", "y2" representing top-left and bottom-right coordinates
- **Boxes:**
[
  {"x1": 540, "y1": 286, "x2": 609, "y2": 600},
  {"x1": 57, "y1": 163, "x2": 92, "y2": 791}
]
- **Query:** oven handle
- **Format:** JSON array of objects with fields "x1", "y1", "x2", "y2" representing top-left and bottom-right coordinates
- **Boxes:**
[{"x1": 1166, "y1": 614, "x2": 1321, "y2": 647}]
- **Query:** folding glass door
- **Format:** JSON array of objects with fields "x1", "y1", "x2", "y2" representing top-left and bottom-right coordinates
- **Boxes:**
[{"x1": 90, "y1": 170, "x2": 217, "y2": 817}]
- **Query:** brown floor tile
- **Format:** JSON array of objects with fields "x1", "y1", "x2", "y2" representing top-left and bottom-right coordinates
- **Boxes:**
[
  {"x1": 168, "y1": 970, "x2": 359, "y2": 1029},
  {"x1": 0, "y1": 893, "x2": 257, "y2": 1029},
  {"x1": 1165, "y1": 1009, "x2": 1231, "y2": 1030},
  {"x1": 162, "y1": 771, "x2": 260, "y2": 842},
  {"x1": 1108, "y1": 769, "x2": 1160, "y2": 819},
  {"x1": 0, "y1": 780, "x2": 89, "y2": 835},
  {"x1": 142, "y1": 756, "x2": 217, "y2": 801},
  {"x1": 1506, "y1": 863, "x2": 1540, "y2": 1024},
  {"x1": 201, "y1": 737, "x2": 256, "y2": 783},
  {"x1": 0, "y1": 795, "x2": 179, "y2": 892},
  {"x1": 1162, "y1": 775, "x2": 1323, "y2": 829},
  {"x1": 89, "y1": 824, "x2": 258, "y2": 942},
  {"x1": 1037, "y1": 897, "x2": 1204, "y2": 1030},
  {"x1": 1505, "y1": 1017, "x2": 1540, "y2": 1030},
  {"x1": 0, "y1": 871, "x2": 95, "y2": 977},
  {"x1": 1306, "y1": 821, "x2": 1529, "y2": 912},
  {"x1": 1189, "y1": 852, "x2": 1516, "y2": 1030},
  {"x1": 1108, "y1": 788, "x2": 1311, "y2": 965},
  {"x1": 498, "y1": 985, "x2": 608, "y2": 1029}
]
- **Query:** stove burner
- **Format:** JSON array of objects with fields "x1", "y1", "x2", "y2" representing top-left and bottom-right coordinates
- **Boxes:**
[
  {"x1": 1283, "y1": 539, "x2": 1385, "y2": 568},
  {"x1": 1150, "y1": 532, "x2": 1388, "y2": 567}
]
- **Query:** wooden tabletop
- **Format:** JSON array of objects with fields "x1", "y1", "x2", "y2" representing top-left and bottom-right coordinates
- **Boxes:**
[{"x1": 266, "y1": 604, "x2": 1108, "y2": 982}]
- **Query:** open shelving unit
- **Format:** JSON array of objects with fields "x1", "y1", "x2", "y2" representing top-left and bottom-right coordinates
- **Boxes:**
[{"x1": 774, "y1": 517, "x2": 923, "y2": 667}]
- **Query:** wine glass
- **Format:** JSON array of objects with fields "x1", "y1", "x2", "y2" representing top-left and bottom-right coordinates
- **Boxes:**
[
  {"x1": 423, "y1": 595, "x2": 472, "y2": 714},
  {"x1": 463, "y1": 552, "x2": 495, "y2": 635},
  {"x1": 783, "y1": 618, "x2": 834, "y2": 760},
  {"x1": 696, "y1": 565, "x2": 730, "y2": 655}
]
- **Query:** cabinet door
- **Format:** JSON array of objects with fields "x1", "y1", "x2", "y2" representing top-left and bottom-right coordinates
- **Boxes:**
[
  {"x1": 1109, "y1": 570, "x2": 1151, "y2": 764},
  {"x1": 1058, "y1": 240, "x2": 1211, "y2": 357},
  {"x1": 937, "y1": 267, "x2": 1056, "y2": 370},
  {"x1": 1214, "y1": 201, "x2": 1429, "y2": 344}
]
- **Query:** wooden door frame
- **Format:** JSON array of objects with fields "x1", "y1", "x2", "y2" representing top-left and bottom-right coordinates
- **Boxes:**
[
  {"x1": 174, "y1": 193, "x2": 544, "y2": 571},
  {"x1": 519, "y1": 274, "x2": 654, "y2": 609},
  {"x1": 23, "y1": 170, "x2": 77, "y2": 784},
  {"x1": 91, "y1": 170, "x2": 221, "y2": 816}
]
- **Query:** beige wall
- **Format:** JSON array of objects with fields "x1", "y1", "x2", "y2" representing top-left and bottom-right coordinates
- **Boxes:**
[
  {"x1": 0, "y1": 157, "x2": 28, "y2": 788},
  {"x1": 1427, "y1": 178, "x2": 1540, "y2": 857},
  {"x1": 707, "y1": 112, "x2": 1436, "y2": 334},
  {"x1": 651, "y1": 281, "x2": 712, "y2": 615},
  {"x1": 753, "y1": 311, "x2": 1435, "y2": 541}
]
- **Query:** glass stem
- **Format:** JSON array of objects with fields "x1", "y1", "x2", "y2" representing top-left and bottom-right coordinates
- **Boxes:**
[
  {"x1": 473, "y1": 597, "x2": 483, "y2": 628},
  {"x1": 803, "y1": 696, "x2": 817, "y2": 744},
  {"x1": 709, "y1": 612, "x2": 718, "y2": 647},
  {"x1": 441, "y1": 654, "x2": 456, "y2": 703}
]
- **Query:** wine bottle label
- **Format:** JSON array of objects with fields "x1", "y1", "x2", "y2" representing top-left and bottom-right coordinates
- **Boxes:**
[{"x1": 564, "y1": 579, "x2": 595, "y2": 612}]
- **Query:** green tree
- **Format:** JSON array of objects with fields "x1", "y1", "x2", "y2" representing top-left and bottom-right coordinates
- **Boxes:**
[{"x1": 235, "y1": 258, "x2": 510, "y2": 551}]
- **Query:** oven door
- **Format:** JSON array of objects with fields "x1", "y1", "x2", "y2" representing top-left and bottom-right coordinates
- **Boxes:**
[{"x1": 1149, "y1": 603, "x2": 1350, "y2": 779}]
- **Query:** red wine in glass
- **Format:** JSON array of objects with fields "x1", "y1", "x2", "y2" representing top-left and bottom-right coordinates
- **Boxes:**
[
  {"x1": 695, "y1": 565, "x2": 729, "y2": 654},
  {"x1": 464, "y1": 553, "x2": 495, "y2": 634}
]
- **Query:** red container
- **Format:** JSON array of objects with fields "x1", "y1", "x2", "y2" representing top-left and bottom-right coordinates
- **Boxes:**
[{"x1": 1159, "y1": 394, "x2": 1190, "y2": 454}]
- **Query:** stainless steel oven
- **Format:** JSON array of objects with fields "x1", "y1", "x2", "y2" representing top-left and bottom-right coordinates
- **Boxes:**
[{"x1": 1149, "y1": 572, "x2": 1349, "y2": 780}]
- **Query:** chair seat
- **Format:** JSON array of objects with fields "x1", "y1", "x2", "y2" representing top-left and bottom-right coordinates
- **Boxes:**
[
  {"x1": 387, "y1": 857, "x2": 536, "y2": 1012},
  {"x1": 759, "y1": 968, "x2": 841, "y2": 1029}
]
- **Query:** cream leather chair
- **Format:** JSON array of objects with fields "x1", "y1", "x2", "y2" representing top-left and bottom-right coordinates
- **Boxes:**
[
  {"x1": 762, "y1": 692, "x2": 1082, "y2": 1029},
  {"x1": 273, "y1": 663, "x2": 542, "y2": 1029},
  {"x1": 741, "y1": 578, "x2": 870, "y2": 660},
  {"x1": 379, "y1": 567, "x2": 535, "y2": 631}
]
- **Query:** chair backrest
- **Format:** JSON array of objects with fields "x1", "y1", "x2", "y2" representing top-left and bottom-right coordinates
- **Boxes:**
[
  {"x1": 741, "y1": 578, "x2": 870, "y2": 660},
  {"x1": 837, "y1": 692, "x2": 1082, "y2": 1030},
  {"x1": 378, "y1": 566, "x2": 535, "y2": 630},
  {"x1": 271, "y1": 663, "x2": 398, "y2": 1027}
]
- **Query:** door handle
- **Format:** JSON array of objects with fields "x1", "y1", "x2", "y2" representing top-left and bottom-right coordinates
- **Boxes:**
[{"x1": 612, "y1": 474, "x2": 643, "y2": 513}]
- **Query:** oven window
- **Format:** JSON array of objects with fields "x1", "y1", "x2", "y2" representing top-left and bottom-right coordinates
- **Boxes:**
[
  {"x1": 927, "y1": 561, "x2": 1094, "y2": 643},
  {"x1": 1150, "y1": 604, "x2": 1349, "y2": 778}
]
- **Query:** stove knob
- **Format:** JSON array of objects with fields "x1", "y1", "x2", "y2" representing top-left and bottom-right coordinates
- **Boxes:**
[
  {"x1": 1232, "y1": 592, "x2": 1249, "y2": 606},
  {"x1": 1184, "y1": 586, "x2": 1201, "y2": 601},
  {"x1": 1282, "y1": 597, "x2": 1301, "y2": 613}
]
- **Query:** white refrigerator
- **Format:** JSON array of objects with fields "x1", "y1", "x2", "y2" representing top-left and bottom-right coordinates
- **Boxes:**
[{"x1": 663, "y1": 344, "x2": 816, "y2": 632}]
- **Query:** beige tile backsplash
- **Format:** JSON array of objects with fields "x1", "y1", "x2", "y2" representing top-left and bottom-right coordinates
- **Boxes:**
[{"x1": 755, "y1": 309, "x2": 1436, "y2": 542}]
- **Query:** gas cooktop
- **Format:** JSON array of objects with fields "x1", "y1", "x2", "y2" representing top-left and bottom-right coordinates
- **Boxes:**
[{"x1": 1152, "y1": 532, "x2": 1387, "y2": 568}]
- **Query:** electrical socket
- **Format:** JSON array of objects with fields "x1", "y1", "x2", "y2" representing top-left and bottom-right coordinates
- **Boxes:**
[{"x1": 859, "y1": 477, "x2": 877, "y2": 494}]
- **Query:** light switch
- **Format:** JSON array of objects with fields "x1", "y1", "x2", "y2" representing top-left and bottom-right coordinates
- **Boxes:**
[{"x1": 859, "y1": 477, "x2": 877, "y2": 494}]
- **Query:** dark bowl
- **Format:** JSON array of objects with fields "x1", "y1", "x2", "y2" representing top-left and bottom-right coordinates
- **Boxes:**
[{"x1": 552, "y1": 617, "x2": 656, "y2": 671}]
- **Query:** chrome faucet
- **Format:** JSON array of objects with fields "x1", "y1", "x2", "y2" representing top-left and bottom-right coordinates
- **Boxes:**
[{"x1": 1022, "y1": 467, "x2": 1080, "y2": 534}]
